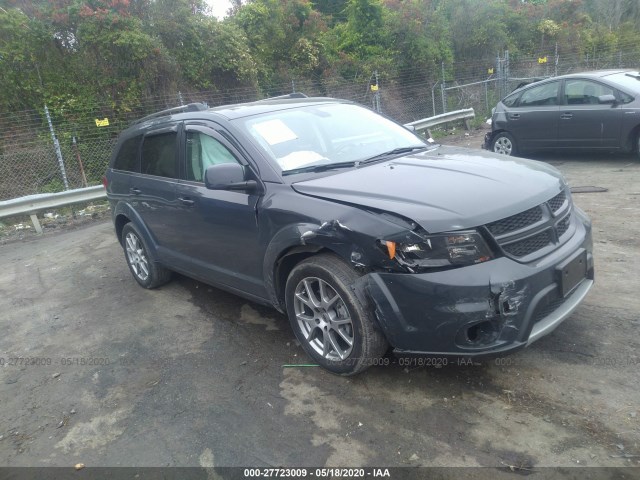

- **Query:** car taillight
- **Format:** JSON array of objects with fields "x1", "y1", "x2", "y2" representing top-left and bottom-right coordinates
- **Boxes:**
[{"x1": 102, "y1": 176, "x2": 108, "y2": 189}]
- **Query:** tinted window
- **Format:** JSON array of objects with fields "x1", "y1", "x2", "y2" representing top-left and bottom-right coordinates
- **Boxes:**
[
  {"x1": 519, "y1": 81, "x2": 560, "y2": 107},
  {"x1": 564, "y1": 79, "x2": 615, "y2": 105},
  {"x1": 186, "y1": 132, "x2": 238, "y2": 182},
  {"x1": 141, "y1": 132, "x2": 178, "y2": 178},
  {"x1": 113, "y1": 136, "x2": 141, "y2": 172}
]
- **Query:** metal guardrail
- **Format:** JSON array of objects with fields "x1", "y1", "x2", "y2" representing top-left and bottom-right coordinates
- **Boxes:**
[
  {"x1": 405, "y1": 108, "x2": 475, "y2": 133},
  {"x1": 0, "y1": 185, "x2": 107, "y2": 234},
  {"x1": 1, "y1": 109, "x2": 474, "y2": 235}
]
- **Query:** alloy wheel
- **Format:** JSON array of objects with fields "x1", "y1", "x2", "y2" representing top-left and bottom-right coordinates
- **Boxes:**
[
  {"x1": 125, "y1": 232, "x2": 150, "y2": 282},
  {"x1": 494, "y1": 136, "x2": 513, "y2": 155},
  {"x1": 293, "y1": 277, "x2": 354, "y2": 361}
]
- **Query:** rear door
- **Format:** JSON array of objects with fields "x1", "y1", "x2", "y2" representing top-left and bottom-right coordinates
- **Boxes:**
[
  {"x1": 130, "y1": 126, "x2": 180, "y2": 250},
  {"x1": 170, "y1": 124, "x2": 266, "y2": 297},
  {"x1": 557, "y1": 78, "x2": 623, "y2": 148},
  {"x1": 506, "y1": 80, "x2": 561, "y2": 150}
]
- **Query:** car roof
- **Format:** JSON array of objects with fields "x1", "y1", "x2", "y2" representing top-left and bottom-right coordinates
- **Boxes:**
[
  {"x1": 560, "y1": 69, "x2": 634, "y2": 79},
  {"x1": 122, "y1": 96, "x2": 347, "y2": 135},
  {"x1": 208, "y1": 96, "x2": 345, "y2": 119}
]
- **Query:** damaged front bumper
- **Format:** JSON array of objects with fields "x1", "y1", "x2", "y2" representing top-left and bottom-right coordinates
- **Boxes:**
[
  {"x1": 482, "y1": 131, "x2": 494, "y2": 150},
  {"x1": 363, "y1": 209, "x2": 594, "y2": 357}
]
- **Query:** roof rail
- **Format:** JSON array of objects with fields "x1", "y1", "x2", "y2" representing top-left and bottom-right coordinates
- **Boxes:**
[
  {"x1": 262, "y1": 92, "x2": 308, "y2": 101},
  {"x1": 133, "y1": 102, "x2": 209, "y2": 125}
]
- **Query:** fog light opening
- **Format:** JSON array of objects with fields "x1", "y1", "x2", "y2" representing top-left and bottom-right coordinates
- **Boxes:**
[{"x1": 466, "y1": 320, "x2": 501, "y2": 345}]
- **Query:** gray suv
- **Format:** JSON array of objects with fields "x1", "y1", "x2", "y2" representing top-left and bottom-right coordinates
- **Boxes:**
[{"x1": 105, "y1": 96, "x2": 594, "y2": 374}]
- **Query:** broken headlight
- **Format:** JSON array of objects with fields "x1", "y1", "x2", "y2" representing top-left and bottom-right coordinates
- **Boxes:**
[{"x1": 381, "y1": 230, "x2": 494, "y2": 268}]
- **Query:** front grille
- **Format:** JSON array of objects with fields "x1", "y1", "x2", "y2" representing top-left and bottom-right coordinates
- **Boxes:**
[
  {"x1": 557, "y1": 215, "x2": 571, "y2": 237},
  {"x1": 485, "y1": 189, "x2": 574, "y2": 260},
  {"x1": 486, "y1": 206, "x2": 543, "y2": 236},
  {"x1": 502, "y1": 229, "x2": 552, "y2": 257},
  {"x1": 548, "y1": 191, "x2": 566, "y2": 213}
]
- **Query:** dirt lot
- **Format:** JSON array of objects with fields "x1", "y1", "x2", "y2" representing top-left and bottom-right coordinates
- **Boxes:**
[{"x1": 1, "y1": 132, "x2": 639, "y2": 475}]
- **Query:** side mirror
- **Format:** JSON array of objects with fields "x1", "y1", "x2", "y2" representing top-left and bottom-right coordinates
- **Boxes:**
[
  {"x1": 204, "y1": 163, "x2": 258, "y2": 192},
  {"x1": 598, "y1": 94, "x2": 617, "y2": 105}
]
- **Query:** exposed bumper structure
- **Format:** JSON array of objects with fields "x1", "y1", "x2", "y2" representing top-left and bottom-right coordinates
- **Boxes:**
[
  {"x1": 482, "y1": 131, "x2": 494, "y2": 150},
  {"x1": 364, "y1": 209, "x2": 594, "y2": 357}
]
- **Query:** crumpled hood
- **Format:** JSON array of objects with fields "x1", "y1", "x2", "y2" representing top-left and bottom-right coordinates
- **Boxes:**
[{"x1": 291, "y1": 145, "x2": 566, "y2": 233}]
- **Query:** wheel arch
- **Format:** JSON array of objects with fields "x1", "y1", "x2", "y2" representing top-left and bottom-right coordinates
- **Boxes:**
[
  {"x1": 263, "y1": 222, "x2": 369, "y2": 312},
  {"x1": 112, "y1": 202, "x2": 159, "y2": 261}
]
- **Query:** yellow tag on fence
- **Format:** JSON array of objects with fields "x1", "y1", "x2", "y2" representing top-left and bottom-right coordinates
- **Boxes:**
[
  {"x1": 95, "y1": 118, "x2": 110, "y2": 127},
  {"x1": 538, "y1": 56, "x2": 548, "y2": 64}
]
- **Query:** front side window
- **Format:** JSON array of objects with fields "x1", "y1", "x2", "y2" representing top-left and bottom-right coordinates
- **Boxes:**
[
  {"x1": 519, "y1": 81, "x2": 560, "y2": 107},
  {"x1": 141, "y1": 132, "x2": 178, "y2": 178},
  {"x1": 564, "y1": 79, "x2": 615, "y2": 105},
  {"x1": 234, "y1": 103, "x2": 427, "y2": 173},
  {"x1": 502, "y1": 92, "x2": 521, "y2": 108},
  {"x1": 186, "y1": 132, "x2": 238, "y2": 182}
]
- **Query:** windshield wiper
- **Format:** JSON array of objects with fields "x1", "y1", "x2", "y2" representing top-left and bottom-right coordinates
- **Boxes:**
[
  {"x1": 361, "y1": 146, "x2": 428, "y2": 164},
  {"x1": 282, "y1": 160, "x2": 358, "y2": 176}
]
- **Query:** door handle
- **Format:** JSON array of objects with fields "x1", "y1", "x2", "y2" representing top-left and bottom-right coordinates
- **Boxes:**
[
  {"x1": 178, "y1": 197, "x2": 195, "y2": 207},
  {"x1": 130, "y1": 187, "x2": 141, "y2": 195},
  {"x1": 560, "y1": 113, "x2": 573, "y2": 119},
  {"x1": 508, "y1": 113, "x2": 520, "y2": 119}
]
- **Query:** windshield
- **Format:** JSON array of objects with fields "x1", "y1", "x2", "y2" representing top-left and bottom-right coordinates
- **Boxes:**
[
  {"x1": 608, "y1": 72, "x2": 640, "y2": 96},
  {"x1": 234, "y1": 103, "x2": 427, "y2": 173}
]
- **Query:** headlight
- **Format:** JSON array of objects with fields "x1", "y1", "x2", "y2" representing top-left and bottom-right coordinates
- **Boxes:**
[{"x1": 381, "y1": 230, "x2": 494, "y2": 268}]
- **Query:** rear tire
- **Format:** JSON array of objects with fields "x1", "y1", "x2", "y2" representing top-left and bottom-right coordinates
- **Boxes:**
[
  {"x1": 285, "y1": 254, "x2": 388, "y2": 375},
  {"x1": 121, "y1": 223, "x2": 172, "y2": 289},
  {"x1": 492, "y1": 132, "x2": 517, "y2": 156}
]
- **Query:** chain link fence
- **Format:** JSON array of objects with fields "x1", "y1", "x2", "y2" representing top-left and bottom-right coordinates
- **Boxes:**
[
  {"x1": 0, "y1": 73, "x2": 442, "y2": 202},
  {"x1": 3, "y1": 49, "x2": 640, "y2": 202}
]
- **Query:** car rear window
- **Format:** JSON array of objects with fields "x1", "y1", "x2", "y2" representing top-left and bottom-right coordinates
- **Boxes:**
[
  {"x1": 141, "y1": 133, "x2": 178, "y2": 178},
  {"x1": 113, "y1": 136, "x2": 141, "y2": 172}
]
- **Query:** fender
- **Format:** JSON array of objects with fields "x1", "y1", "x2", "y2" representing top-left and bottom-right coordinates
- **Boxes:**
[
  {"x1": 262, "y1": 222, "x2": 328, "y2": 309},
  {"x1": 262, "y1": 215, "x2": 415, "y2": 310}
]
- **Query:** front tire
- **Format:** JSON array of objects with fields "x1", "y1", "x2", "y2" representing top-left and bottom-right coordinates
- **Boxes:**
[
  {"x1": 121, "y1": 223, "x2": 172, "y2": 289},
  {"x1": 285, "y1": 254, "x2": 388, "y2": 375},
  {"x1": 492, "y1": 132, "x2": 517, "y2": 156}
]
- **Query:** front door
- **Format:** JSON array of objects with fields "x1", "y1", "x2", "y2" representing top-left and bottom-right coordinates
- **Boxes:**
[
  {"x1": 507, "y1": 80, "x2": 561, "y2": 150},
  {"x1": 170, "y1": 125, "x2": 266, "y2": 298}
]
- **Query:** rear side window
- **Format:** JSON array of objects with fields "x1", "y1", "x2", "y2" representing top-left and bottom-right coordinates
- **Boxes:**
[
  {"x1": 113, "y1": 136, "x2": 141, "y2": 172},
  {"x1": 141, "y1": 133, "x2": 178, "y2": 178}
]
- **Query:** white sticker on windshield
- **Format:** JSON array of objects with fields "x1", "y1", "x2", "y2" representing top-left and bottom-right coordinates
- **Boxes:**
[
  {"x1": 253, "y1": 119, "x2": 298, "y2": 145},
  {"x1": 278, "y1": 151, "x2": 325, "y2": 170}
]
